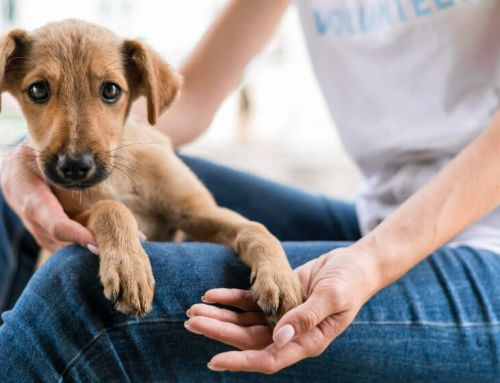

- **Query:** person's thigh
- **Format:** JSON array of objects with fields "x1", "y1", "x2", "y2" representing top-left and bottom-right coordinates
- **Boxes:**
[
  {"x1": 180, "y1": 155, "x2": 361, "y2": 241},
  {"x1": 0, "y1": 242, "x2": 498, "y2": 382},
  {"x1": 312, "y1": 245, "x2": 500, "y2": 382},
  {"x1": 0, "y1": 242, "x2": 336, "y2": 382}
]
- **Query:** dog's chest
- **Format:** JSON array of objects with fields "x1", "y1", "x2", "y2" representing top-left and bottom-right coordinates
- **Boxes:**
[
  {"x1": 105, "y1": 180, "x2": 174, "y2": 240},
  {"x1": 59, "y1": 172, "x2": 180, "y2": 242}
]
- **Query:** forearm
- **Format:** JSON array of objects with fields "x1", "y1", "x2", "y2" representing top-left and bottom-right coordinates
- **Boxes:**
[
  {"x1": 351, "y1": 110, "x2": 500, "y2": 297},
  {"x1": 133, "y1": 0, "x2": 290, "y2": 146}
]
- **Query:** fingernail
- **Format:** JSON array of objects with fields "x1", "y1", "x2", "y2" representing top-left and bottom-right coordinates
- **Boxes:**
[
  {"x1": 207, "y1": 363, "x2": 226, "y2": 372},
  {"x1": 201, "y1": 295, "x2": 215, "y2": 304},
  {"x1": 273, "y1": 324, "x2": 295, "y2": 347},
  {"x1": 139, "y1": 231, "x2": 147, "y2": 241},
  {"x1": 184, "y1": 320, "x2": 203, "y2": 335},
  {"x1": 87, "y1": 244, "x2": 100, "y2": 255},
  {"x1": 186, "y1": 309, "x2": 193, "y2": 318}
]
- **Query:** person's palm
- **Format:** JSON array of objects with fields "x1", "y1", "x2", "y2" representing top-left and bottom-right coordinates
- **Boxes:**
[{"x1": 185, "y1": 250, "x2": 368, "y2": 373}]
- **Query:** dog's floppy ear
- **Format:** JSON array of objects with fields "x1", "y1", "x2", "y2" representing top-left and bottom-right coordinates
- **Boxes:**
[
  {"x1": 0, "y1": 29, "x2": 31, "y2": 111},
  {"x1": 123, "y1": 40, "x2": 181, "y2": 125}
]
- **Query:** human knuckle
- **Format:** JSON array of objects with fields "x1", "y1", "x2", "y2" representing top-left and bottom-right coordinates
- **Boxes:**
[
  {"x1": 311, "y1": 286, "x2": 347, "y2": 316},
  {"x1": 262, "y1": 365, "x2": 277, "y2": 375},
  {"x1": 309, "y1": 347, "x2": 323, "y2": 358},
  {"x1": 319, "y1": 252, "x2": 333, "y2": 263},
  {"x1": 316, "y1": 283, "x2": 334, "y2": 297},
  {"x1": 21, "y1": 202, "x2": 35, "y2": 219},
  {"x1": 300, "y1": 310, "x2": 320, "y2": 331},
  {"x1": 310, "y1": 343, "x2": 328, "y2": 358},
  {"x1": 322, "y1": 317, "x2": 340, "y2": 339},
  {"x1": 323, "y1": 284, "x2": 348, "y2": 308},
  {"x1": 50, "y1": 221, "x2": 65, "y2": 239}
]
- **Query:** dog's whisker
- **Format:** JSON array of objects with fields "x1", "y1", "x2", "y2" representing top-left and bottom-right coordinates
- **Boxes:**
[
  {"x1": 110, "y1": 141, "x2": 162, "y2": 153},
  {"x1": 112, "y1": 154, "x2": 141, "y2": 166},
  {"x1": 113, "y1": 157, "x2": 141, "y2": 170},
  {"x1": 112, "y1": 164, "x2": 135, "y2": 184},
  {"x1": 113, "y1": 161, "x2": 142, "y2": 177}
]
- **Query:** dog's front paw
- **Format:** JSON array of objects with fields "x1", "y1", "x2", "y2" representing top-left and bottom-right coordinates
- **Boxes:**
[
  {"x1": 251, "y1": 266, "x2": 304, "y2": 325},
  {"x1": 99, "y1": 247, "x2": 155, "y2": 317}
]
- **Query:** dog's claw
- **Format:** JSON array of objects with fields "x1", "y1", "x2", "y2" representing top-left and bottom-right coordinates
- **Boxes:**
[
  {"x1": 249, "y1": 271, "x2": 257, "y2": 287},
  {"x1": 270, "y1": 305, "x2": 279, "y2": 318},
  {"x1": 110, "y1": 290, "x2": 120, "y2": 304},
  {"x1": 100, "y1": 247, "x2": 155, "y2": 317}
]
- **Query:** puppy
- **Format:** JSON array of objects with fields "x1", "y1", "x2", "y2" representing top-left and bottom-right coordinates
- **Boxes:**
[{"x1": 0, "y1": 19, "x2": 303, "y2": 322}]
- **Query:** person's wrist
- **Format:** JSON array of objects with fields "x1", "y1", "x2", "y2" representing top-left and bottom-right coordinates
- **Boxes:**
[{"x1": 329, "y1": 240, "x2": 387, "y2": 305}]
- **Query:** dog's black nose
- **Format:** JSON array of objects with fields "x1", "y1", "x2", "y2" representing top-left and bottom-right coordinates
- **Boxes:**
[{"x1": 56, "y1": 153, "x2": 95, "y2": 181}]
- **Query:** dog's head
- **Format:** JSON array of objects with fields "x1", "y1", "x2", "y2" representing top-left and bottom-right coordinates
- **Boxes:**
[{"x1": 0, "y1": 19, "x2": 180, "y2": 189}]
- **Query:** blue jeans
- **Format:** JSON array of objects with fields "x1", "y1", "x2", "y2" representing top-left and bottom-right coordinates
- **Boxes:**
[{"x1": 0, "y1": 156, "x2": 499, "y2": 382}]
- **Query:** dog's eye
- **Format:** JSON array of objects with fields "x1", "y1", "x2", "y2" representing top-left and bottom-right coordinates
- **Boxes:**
[
  {"x1": 100, "y1": 82, "x2": 122, "y2": 104},
  {"x1": 28, "y1": 81, "x2": 50, "y2": 104}
]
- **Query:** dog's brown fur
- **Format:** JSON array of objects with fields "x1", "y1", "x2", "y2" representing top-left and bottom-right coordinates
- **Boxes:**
[{"x1": 0, "y1": 19, "x2": 303, "y2": 321}]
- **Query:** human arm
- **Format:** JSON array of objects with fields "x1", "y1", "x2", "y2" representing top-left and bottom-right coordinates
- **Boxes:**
[
  {"x1": 185, "y1": 109, "x2": 500, "y2": 373},
  {"x1": 132, "y1": 0, "x2": 291, "y2": 146}
]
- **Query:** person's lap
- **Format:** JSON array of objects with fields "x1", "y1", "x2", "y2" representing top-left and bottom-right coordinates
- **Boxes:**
[{"x1": 0, "y1": 156, "x2": 499, "y2": 382}]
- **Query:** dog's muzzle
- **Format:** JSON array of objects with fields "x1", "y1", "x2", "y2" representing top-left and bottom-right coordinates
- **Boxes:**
[{"x1": 43, "y1": 152, "x2": 110, "y2": 189}]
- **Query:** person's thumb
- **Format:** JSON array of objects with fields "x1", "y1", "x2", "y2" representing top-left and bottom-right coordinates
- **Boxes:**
[{"x1": 272, "y1": 288, "x2": 334, "y2": 347}]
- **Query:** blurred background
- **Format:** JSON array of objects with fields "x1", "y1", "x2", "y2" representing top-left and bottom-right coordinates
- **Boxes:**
[{"x1": 0, "y1": 0, "x2": 362, "y2": 199}]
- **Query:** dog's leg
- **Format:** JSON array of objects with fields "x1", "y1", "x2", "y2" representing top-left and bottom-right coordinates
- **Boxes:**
[
  {"x1": 128, "y1": 146, "x2": 302, "y2": 321},
  {"x1": 176, "y1": 206, "x2": 304, "y2": 323},
  {"x1": 80, "y1": 200, "x2": 155, "y2": 317}
]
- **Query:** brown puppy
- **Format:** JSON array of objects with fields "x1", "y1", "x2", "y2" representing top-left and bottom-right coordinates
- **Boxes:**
[{"x1": 0, "y1": 19, "x2": 303, "y2": 322}]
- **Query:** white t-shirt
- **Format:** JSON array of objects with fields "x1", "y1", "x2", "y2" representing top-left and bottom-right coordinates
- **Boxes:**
[{"x1": 295, "y1": 0, "x2": 500, "y2": 252}]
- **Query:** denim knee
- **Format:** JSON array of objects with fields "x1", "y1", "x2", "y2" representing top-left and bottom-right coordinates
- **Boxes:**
[
  {"x1": 8, "y1": 245, "x2": 103, "y2": 319},
  {"x1": 16, "y1": 243, "x2": 242, "y2": 325}
]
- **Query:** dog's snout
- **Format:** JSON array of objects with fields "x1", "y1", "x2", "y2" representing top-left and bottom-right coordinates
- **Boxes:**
[{"x1": 57, "y1": 153, "x2": 95, "y2": 181}]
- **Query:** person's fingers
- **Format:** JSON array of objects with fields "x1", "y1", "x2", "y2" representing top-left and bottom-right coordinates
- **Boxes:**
[
  {"x1": 202, "y1": 288, "x2": 260, "y2": 311},
  {"x1": 20, "y1": 182, "x2": 94, "y2": 247},
  {"x1": 272, "y1": 287, "x2": 337, "y2": 347},
  {"x1": 185, "y1": 316, "x2": 271, "y2": 350},
  {"x1": 207, "y1": 341, "x2": 307, "y2": 374},
  {"x1": 187, "y1": 303, "x2": 268, "y2": 326},
  {"x1": 31, "y1": 224, "x2": 69, "y2": 253},
  {"x1": 50, "y1": 219, "x2": 95, "y2": 247},
  {"x1": 208, "y1": 326, "x2": 331, "y2": 373}
]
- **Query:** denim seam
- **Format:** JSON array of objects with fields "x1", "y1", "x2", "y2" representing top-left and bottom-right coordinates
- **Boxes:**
[
  {"x1": 58, "y1": 318, "x2": 500, "y2": 381},
  {"x1": 58, "y1": 318, "x2": 181, "y2": 382},
  {"x1": 351, "y1": 321, "x2": 500, "y2": 328}
]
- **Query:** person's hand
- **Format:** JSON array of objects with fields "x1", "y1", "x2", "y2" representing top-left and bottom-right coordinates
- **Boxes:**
[
  {"x1": 184, "y1": 247, "x2": 379, "y2": 374},
  {"x1": 0, "y1": 143, "x2": 95, "y2": 252}
]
